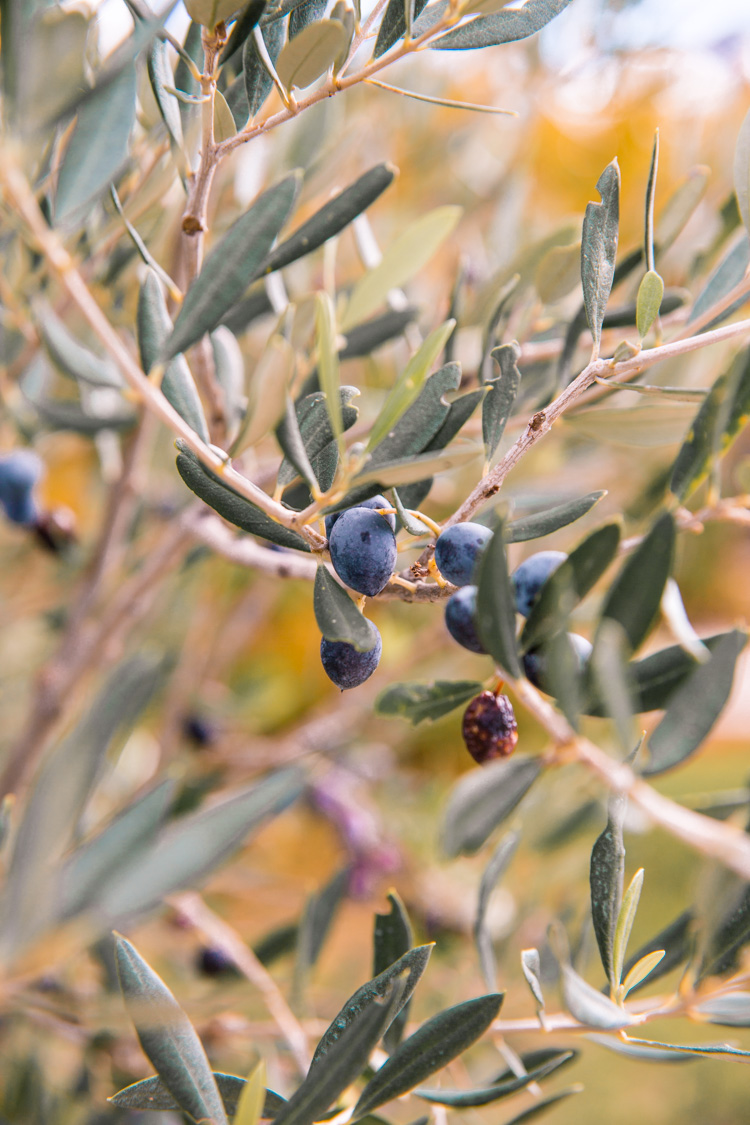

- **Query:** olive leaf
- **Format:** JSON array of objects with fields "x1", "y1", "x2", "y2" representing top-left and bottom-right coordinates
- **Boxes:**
[
  {"x1": 580, "y1": 159, "x2": 620, "y2": 356},
  {"x1": 643, "y1": 630, "x2": 747, "y2": 776},
  {"x1": 482, "y1": 343, "x2": 520, "y2": 462},
  {"x1": 589, "y1": 796, "x2": 626, "y2": 990},
  {"x1": 314, "y1": 566, "x2": 378, "y2": 653},
  {"x1": 374, "y1": 892, "x2": 414, "y2": 1052},
  {"x1": 115, "y1": 935, "x2": 229, "y2": 1125},
  {"x1": 441, "y1": 755, "x2": 543, "y2": 858},
  {"x1": 375, "y1": 680, "x2": 484, "y2": 725},
  {"x1": 164, "y1": 172, "x2": 301, "y2": 359},
  {"x1": 475, "y1": 519, "x2": 521, "y2": 677},
  {"x1": 432, "y1": 0, "x2": 573, "y2": 50},
  {"x1": 352, "y1": 993, "x2": 504, "y2": 1119},
  {"x1": 506, "y1": 490, "x2": 606, "y2": 543}
]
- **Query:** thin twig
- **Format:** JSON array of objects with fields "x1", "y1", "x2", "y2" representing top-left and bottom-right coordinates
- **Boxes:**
[{"x1": 0, "y1": 157, "x2": 324, "y2": 547}]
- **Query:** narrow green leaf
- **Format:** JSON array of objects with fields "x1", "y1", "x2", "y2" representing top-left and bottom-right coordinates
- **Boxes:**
[
  {"x1": 415, "y1": 1051, "x2": 575, "y2": 1107},
  {"x1": 483, "y1": 343, "x2": 520, "y2": 462},
  {"x1": 589, "y1": 796, "x2": 626, "y2": 990},
  {"x1": 138, "y1": 272, "x2": 210, "y2": 442},
  {"x1": 612, "y1": 868, "x2": 644, "y2": 987},
  {"x1": 342, "y1": 208, "x2": 461, "y2": 331},
  {"x1": 441, "y1": 755, "x2": 543, "y2": 858},
  {"x1": 734, "y1": 105, "x2": 750, "y2": 236},
  {"x1": 475, "y1": 521, "x2": 521, "y2": 676},
  {"x1": 275, "y1": 982, "x2": 406, "y2": 1125},
  {"x1": 244, "y1": 18, "x2": 285, "y2": 115},
  {"x1": 0, "y1": 655, "x2": 161, "y2": 956},
  {"x1": 315, "y1": 293, "x2": 343, "y2": 448},
  {"x1": 670, "y1": 345, "x2": 750, "y2": 501},
  {"x1": 475, "y1": 832, "x2": 519, "y2": 990},
  {"x1": 431, "y1": 0, "x2": 573, "y2": 50},
  {"x1": 314, "y1": 567, "x2": 377, "y2": 652},
  {"x1": 521, "y1": 522, "x2": 621, "y2": 653},
  {"x1": 295, "y1": 867, "x2": 350, "y2": 994},
  {"x1": 582, "y1": 632, "x2": 737, "y2": 716},
  {"x1": 276, "y1": 18, "x2": 349, "y2": 89},
  {"x1": 373, "y1": 0, "x2": 428, "y2": 56},
  {"x1": 621, "y1": 950, "x2": 665, "y2": 997},
  {"x1": 506, "y1": 491, "x2": 606, "y2": 543},
  {"x1": 520, "y1": 948, "x2": 545, "y2": 1011},
  {"x1": 147, "y1": 37, "x2": 183, "y2": 153},
  {"x1": 220, "y1": 0, "x2": 268, "y2": 63},
  {"x1": 277, "y1": 387, "x2": 359, "y2": 486},
  {"x1": 366, "y1": 321, "x2": 456, "y2": 452},
  {"x1": 636, "y1": 270, "x2": 664, "y2": 338},
  {"x1": 99, "y1": 768, "x2": 305, "y2": 922},
  {"x1": 234, "y1": 1061, "x2": 267, "y2": 1125},
  {"x1": 539, "y1": 630, "x2": 586, "y2": 731},
  {"x1": 38, "y1": 307, "x2": 122, "y2": 388},
  {"x1": 643, "y1": 630, "x2": 746, "y2": 776},
  {"x1": 561, "y1": 964, "x2": 634, "y2": 1029},
  {"x1": 580, "y1": 159, "x2": 620, "y2": 356},
  {"x1": 110, "y1": 1073, "x2": 286, "y2": 1115},
  {"x1": 374, "y1": 892, "x2": 413, "y2": 1052},
  {"x1": 643, "y1": 129, "x2": 659, "y2": 270},
  {"x1": 368, "y1": 363, "x2": 461, "y2": 467},
  {"x1": 276, "y1": 393, "x2": 320, "y2": 492},
  {"x1": 115, "y1": 935, "x2": 229, "y2": 1125},
  {"x1": 164, "y1": 173, "x2": 301, "y2": 359},
  {"x1": 687, "y1": 235, "x2": 750, "y2": 328},
  {"x1": 597, "y1": 512, "x2": 675, "y2": 655},
  {"x1": 176, "y1": 445, "x2": 311, "y2": 552},
  {"x1": 374, "y1": 894, "x2": 413, "y2": 980},
  {"x1": 61, "y1": 781, "x2": 175, "y2": 920},
  {"x1": 353, "y1": 443, "x2": 481, "y2": 489},
  {"x1": 391, "y1": 488, "x2": 431, "y2": 534},
  {"x1": 589, "y1": 619, "x2": 637, "y2": 754},
  {"x1": 55, "y1": 66, "x2": 137, "y2": 223},
  {"x1": 375, "y1": 680, "x2": 483, "y2": 725},
  {"x1": 311, "y1": 945, "x2": 433, "y2": 1067},
  {"x1": 352, "y1": 993, "x2": 504, "y2": 1119}
]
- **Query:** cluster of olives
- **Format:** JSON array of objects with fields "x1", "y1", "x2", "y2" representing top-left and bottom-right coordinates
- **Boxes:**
[
  {"x1": 320, "y1": 495, "x2": 396, "y2": 690},
  {"x1": 438, "y1": 523, "x2": 592, "y2": 763}
]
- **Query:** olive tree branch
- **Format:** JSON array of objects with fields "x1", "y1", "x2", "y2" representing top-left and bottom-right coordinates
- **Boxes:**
[
  {"x1": 409, "y1": 313, "x2": 750, "y2": 571},
  {"x1": 0, "y1": 156, "x2": 325, "y2": 548},
  {"x1": 509, "y1": 675, "x2": 750, "y2": 882},
  {"x1": 182, "y1": 505, "x2": 450, "y2": 600},
  {"x1": 216, "y1": 7, "x2": 461, "y2": 161},
  {"x1": 179, "y1": 24, "x2": 229, "y2": 443}
]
